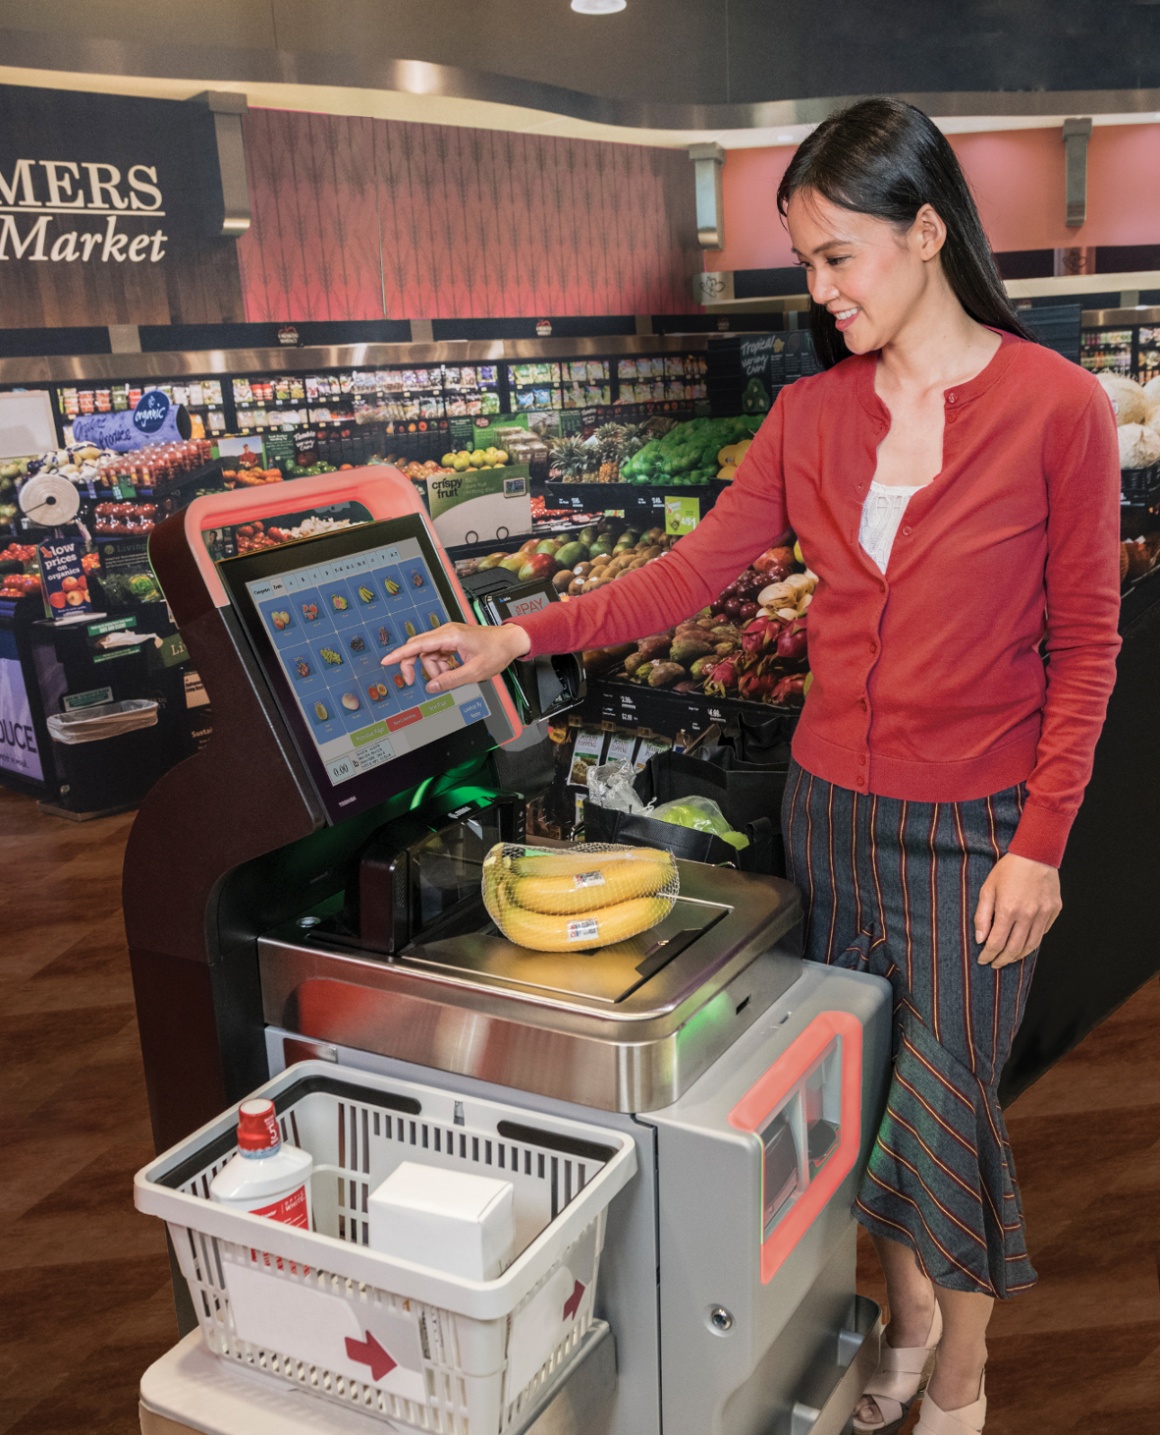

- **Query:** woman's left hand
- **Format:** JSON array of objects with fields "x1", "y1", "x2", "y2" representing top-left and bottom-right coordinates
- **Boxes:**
[{"x1": 973, "y1": 853, "x2": 1062, "y2": 967}]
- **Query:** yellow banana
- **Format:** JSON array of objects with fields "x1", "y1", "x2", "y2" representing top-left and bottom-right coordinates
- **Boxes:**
[
  {"x1": 496, "y1": 886, "x2": 672, "y2": 953},
  {"x1": 507, "y1": 846, "x2": 674, "y2": 879},
  {"x1": 509, "y1": 856, "x2": 673, "y2": 915}
]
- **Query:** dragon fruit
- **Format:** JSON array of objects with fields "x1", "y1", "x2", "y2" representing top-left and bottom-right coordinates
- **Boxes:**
[
  {"x1": 704, "y1": 657, "x2": 740, "y2": 695},
  {"x1": 776, "y1": 616, "x2": 808, "y2": 664},
  {"x1": 738, "y1": 669, "x2": 781, "y2": 701},
  {"x1": 741, "y1": 614, "x2": 781, "y2": 656},
  {"x1": 772, "y1": 673, "x2": 808, "y2": 705}
]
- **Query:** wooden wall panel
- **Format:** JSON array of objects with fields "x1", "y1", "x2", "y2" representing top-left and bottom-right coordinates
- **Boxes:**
[{"x1": 237, "y1": 109, "x2": 701, "y2": 322}]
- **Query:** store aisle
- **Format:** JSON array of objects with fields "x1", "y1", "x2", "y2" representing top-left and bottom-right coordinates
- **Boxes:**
[
  {"x1": 859, "y1": 978, "x2": 1160, "y2": 1432},
  {"x1": 0, "y1": 789, "x2": 175, "y2": 1435},
  {"x1": 0, "y1": 784, "x2": 1155, "y2": 1435}
]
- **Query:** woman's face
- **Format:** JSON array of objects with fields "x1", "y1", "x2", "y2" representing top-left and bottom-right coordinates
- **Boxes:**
[{"x1": 785, "y1": 189, "x2": 944, "y2": 354}]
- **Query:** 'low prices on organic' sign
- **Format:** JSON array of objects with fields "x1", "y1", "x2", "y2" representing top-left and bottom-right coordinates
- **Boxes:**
[{"x1": 38, "y1": 539, "x2": 93, "y2": 619}]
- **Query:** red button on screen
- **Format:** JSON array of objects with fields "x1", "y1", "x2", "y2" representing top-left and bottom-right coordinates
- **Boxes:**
[{"x1": 387, "y1": 707, "x2": 422, "y2": 731}]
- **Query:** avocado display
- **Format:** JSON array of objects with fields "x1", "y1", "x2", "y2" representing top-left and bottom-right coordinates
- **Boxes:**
[{"x1": 742, "y1": 377, "x2": 772, "y2": 415}]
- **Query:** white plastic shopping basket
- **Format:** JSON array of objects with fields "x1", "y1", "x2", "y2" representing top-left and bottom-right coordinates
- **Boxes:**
[{"x1": 135, "y1": 1061, "x2": 637, "y2": 1435}]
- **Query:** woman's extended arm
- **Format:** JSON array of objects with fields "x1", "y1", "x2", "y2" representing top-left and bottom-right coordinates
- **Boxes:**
[{"x1": 382, "y1": 398, "x2": 790, "y2": 691}]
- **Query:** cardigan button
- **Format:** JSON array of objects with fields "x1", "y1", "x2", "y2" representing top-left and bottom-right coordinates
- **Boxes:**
[
  {"x1": 947, "y1": 392, "x2": 957, "y2": 404},
  {"x1": 859, "y1": 698, "x2": 868, "y2": 712},
  {"x1": 869, "y1": 640, "x2": 878, "y2": 655},
  {"x1": 856, "y1": 776, "x2": 866, "y2": 788},
  {"x1": 902, "y1": 525, "x2": 912, "y2": 537}
]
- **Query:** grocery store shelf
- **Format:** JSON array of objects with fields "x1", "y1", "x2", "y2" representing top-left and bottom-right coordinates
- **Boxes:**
[
  {"x1": 536, "y1": 479, "x2": 729, "y2": 518},
  {"x1": 0, "y1": 336, "x2": 711, "y2": 386},
  {"x1": 1122, "y1": 566, "x2": 1160, "y2": 626}
]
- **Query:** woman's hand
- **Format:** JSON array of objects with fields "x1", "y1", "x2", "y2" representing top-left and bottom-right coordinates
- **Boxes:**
[
  {"x1": 973, "y1": 853, "x2": 1062, "y2": 968},
  {"x1": 381, "y1": 622, "x2": 531, "y2": 695}
]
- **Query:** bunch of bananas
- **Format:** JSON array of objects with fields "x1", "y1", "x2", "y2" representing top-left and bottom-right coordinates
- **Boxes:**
[{"x1": 483, "y1": 844, "x2": 678, "y2": 953}]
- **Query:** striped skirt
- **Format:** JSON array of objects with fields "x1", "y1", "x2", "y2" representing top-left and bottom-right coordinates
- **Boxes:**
[{"x1": 782, "y1": 759, "x2": 1038, "y2": 1298}]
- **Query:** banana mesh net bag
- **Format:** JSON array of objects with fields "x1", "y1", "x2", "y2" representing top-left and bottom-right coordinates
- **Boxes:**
[{"x1": 482, "y1": 843, "x2": 680, "y2": 952}]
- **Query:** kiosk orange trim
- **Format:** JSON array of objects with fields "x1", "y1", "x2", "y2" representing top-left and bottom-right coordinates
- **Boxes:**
[{"x1": 728, "y1": 1010, "x2": 863, "y2": 1284}]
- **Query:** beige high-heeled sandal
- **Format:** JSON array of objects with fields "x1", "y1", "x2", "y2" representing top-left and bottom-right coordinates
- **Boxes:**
[
  {"x1": 852, "y1": 1302, "x2": 944, "y2": 1435},
  {"x1": 914, "y1": 1372, "x2": 986, "y2": 1435}
]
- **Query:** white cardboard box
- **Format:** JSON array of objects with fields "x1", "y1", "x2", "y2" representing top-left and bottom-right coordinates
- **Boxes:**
[{"x1": 367, "y1": 1161, "x2": 515, "y2": 1281}]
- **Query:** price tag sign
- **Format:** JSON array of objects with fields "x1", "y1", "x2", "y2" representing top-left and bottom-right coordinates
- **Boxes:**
[{"x1": 664, "y1": 495, "x2": 701, "y2": 536}]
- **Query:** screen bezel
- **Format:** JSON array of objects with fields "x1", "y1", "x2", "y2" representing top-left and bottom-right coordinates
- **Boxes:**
[{"x1": 218, "y1": 515, "x2": 502, "y2": 824}]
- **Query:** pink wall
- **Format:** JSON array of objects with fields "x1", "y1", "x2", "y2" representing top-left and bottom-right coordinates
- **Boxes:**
[{"x1": 707, "y1": 124, "x2": 1160, "y2": 273}]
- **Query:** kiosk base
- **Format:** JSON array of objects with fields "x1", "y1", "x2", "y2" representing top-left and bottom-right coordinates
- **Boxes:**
[{"x1": 140, "y1": 1324, "x2": 616, "y2": 1435}]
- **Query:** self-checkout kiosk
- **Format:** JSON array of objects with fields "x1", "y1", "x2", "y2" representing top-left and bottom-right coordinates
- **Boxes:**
[{"x1": 126, "y1": 468, "x2": 891, "y2": 1435}]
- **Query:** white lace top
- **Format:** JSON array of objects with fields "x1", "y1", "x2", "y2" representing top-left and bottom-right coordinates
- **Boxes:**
[{"x1": 859, "y1": 481, "x2": 925, "y2": 573}]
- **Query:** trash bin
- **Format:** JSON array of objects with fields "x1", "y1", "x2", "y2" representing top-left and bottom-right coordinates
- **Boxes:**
[{"x1": 46, "y1": 699, "x2": 165, "y2": 814}]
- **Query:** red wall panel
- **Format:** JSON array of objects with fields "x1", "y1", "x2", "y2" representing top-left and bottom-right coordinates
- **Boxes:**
[
  {"x1": 237, "y1": 109, "x2": 701, "y2": 321},
  {"x1": 705, "y1": 123, "x2": 1160, "y2": 274}
]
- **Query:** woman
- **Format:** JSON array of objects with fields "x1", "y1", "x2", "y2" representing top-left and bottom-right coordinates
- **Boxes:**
[{"x1": 383, "y1": 99, "x2": 1121, "y2": 1435}]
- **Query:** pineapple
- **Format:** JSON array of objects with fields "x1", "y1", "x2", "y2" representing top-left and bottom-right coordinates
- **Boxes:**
[
  {"x1": 620, "y1": 423, "x2": 644, "y2": 460},
  {"x1": 594, "y1": 423, "x2": 626, "y2": 483},
  {"x1": 548, "y1": 436, "x2": 590, "y2": 482},
  {"x1": 597, "y1": 439, "x2": 622, "y2": 483}
]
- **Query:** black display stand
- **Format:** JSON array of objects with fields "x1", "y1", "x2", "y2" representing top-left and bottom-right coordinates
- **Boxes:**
[
  {"x1": 29, "y1": 606, "x2": 195, "y2": 817},
  {"x1": 0, "y1": 596, "x2": 55, "y2": 799},
  {"x1": 1000, "y1": 573, "x2": 1160, "y2": 1104}
]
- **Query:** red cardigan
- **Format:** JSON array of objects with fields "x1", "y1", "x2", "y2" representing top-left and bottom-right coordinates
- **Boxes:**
[{"x1": 511, "y1": 334, "x2": 1122, "y2": 867}]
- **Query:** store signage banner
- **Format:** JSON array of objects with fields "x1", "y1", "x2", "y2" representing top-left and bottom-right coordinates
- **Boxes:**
[
  {"x1": 73, "y1": 393, "x2": 189, "y2": 452},
  {"x1": 0, "y1": 83, "x2": 244, "y2": 328},
  {"x1": 0, "y1": 624, "x2": 43, "y2": 782},
  {"x1": 425, "y1": 465, "x2": 532, "y2": 548},
  {"x1": 0, "y1": 155, "x2": 169, "y2": 265}
]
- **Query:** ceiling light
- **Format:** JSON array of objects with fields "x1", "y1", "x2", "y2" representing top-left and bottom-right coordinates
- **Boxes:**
[{"x1": 571, "y1": 0, "x2": 627, "y2": 13}]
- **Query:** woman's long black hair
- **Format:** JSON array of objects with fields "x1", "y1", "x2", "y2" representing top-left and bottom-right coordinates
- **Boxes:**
[{"x1": 777, "y1": 98, "x2": 1033, "y2": 369}]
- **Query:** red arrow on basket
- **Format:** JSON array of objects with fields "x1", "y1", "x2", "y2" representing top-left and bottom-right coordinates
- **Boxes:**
[
  {"x1": 345, "y1": 1332, "x2": 398, "y2": 1382},
  {"x1": 563, "y1": 1279, "x2": 585, "y2": 1321}
]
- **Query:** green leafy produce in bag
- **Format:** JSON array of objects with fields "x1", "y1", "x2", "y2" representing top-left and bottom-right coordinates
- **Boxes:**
[{"x1": 651, "y1": 795, "x2": 749, "y2": 850}]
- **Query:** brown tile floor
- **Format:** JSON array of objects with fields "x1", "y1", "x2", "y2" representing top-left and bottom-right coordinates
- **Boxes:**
[{"x1": 1, "y1": 783, "x2": 1157, "y2": 1434}]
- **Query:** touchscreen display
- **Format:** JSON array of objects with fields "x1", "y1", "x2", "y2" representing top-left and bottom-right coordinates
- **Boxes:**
[{"x1": 245, "y1": 535, "x2": 491, "y2": 789}]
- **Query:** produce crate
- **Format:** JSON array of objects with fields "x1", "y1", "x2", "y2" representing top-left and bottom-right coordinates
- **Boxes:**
[
  {"x1": 1121, "y1": 461, "x2": 1160, "y2": 502},
  {"x1": 135, "y1": 1062, "x2": 637, "y2": 1435},
  {"x1": 580, "y1": 674, "x2": 801, "y2": 742}
]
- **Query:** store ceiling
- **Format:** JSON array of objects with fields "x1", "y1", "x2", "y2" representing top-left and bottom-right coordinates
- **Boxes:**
[{"x1": 4, "y1": 0, "x2": 1160, "y2": 146}]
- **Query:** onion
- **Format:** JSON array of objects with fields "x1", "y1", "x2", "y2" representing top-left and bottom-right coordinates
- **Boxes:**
[{"x1": 758, "y1": 581, "x2": 796, "y2": 607}]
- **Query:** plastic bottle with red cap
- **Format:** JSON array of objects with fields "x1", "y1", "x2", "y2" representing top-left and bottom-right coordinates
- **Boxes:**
[{"x1": 209, "y1": 1098, "x2": 313, "y2": 1229}]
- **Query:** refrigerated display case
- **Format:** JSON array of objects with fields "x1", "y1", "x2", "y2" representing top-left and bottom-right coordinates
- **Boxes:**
[
  {"x1": 1081, "y1": 306, "x2": 1160, "y2": 382},
  {"x1": 57, "y1": 378, "x2": 228, "y2": 440}
]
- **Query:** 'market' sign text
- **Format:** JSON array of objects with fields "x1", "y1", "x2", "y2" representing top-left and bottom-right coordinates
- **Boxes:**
[{"x1": 0, "y1": 159, "x2": 168, "y2": 264}]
